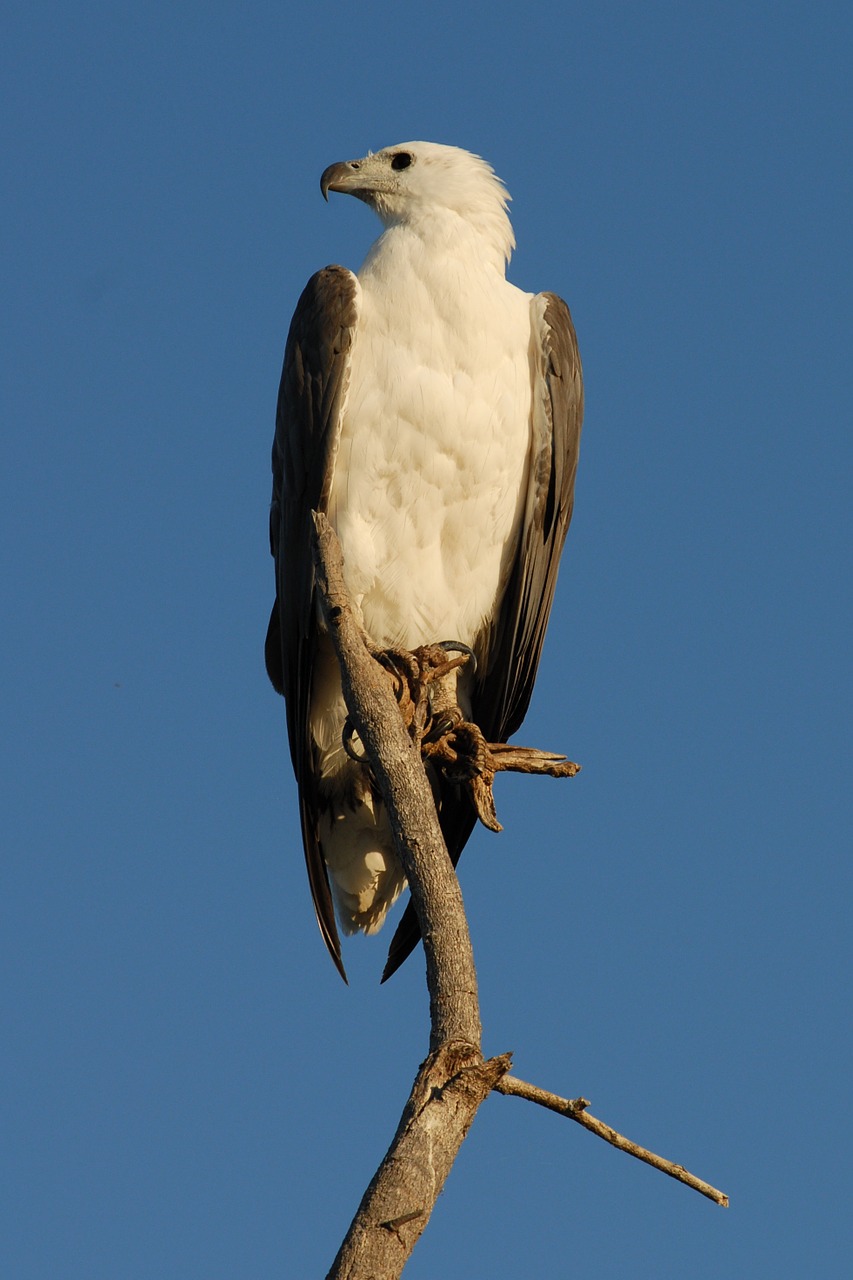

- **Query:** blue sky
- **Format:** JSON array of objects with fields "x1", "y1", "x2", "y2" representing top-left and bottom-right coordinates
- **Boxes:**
[{"x1": 2, "y1": 2, "x2": 850, "y2": 1276}]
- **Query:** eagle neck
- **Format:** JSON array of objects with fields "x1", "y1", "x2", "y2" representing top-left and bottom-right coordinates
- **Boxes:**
[{"x1": 361, "y1": 212, "x2": 510, "y2": 283}]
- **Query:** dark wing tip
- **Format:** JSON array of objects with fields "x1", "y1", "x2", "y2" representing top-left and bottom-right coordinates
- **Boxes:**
[
  {"x1": 331, "y1": 948, "x2": 349, "y2": 984},
  {"x1": 315, "y1": 887, "x2": 348, "y2": 983},
  {"x1": 309, "y1": 853, "x2": 348, "y2": 984},
  {"x1": 380, "y1": 905, "x2": 421, "y2": 982},
  {"x1": 380, "y1": 795, "x2": 476, "y2": 982}
]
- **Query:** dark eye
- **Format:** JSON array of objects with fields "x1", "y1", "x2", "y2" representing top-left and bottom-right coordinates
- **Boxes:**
[{"x1": 391, "y1": 152, "x2": 412, "y2": 171}]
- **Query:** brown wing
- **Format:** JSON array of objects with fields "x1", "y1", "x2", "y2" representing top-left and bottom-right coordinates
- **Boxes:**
[
  {"x1": 265, "y1": 265, "x2": 360, "y2": 982},
  {"x1": 382, "y1": 291, "x2": 583, "y2": 980}
]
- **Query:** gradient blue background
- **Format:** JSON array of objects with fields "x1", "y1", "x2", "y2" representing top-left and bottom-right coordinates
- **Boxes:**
[{"x1": 3, "y1": 2, "x2": 850, "y2": 1276}]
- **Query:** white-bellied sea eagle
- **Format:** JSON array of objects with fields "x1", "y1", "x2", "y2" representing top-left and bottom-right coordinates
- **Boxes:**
[{"x1": 265, "y1": 142, "x2": 583, "y2": 981}]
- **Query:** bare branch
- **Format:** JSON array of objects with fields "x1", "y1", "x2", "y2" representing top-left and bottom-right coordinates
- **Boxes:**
[
  {"x1": 312, "y1": 513, "x2": 480, "y2": 1051},
  {"x1": 494, "y1": 1074, "x2": 729, "y2": 1207},
  {"x1": 309, "y1": 511, "x2": 728, "y2": 1277},
  {"x1": 312, "y1": 513, "x2": 504, "y2": 1278}
]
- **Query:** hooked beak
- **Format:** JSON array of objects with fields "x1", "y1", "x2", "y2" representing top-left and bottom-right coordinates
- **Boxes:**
[{"x1": 320, "y1": 159, "x2": 365, "y2": 201}]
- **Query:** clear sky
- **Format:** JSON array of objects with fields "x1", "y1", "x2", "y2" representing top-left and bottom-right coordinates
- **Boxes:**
[{"x1": 3, "y1": 2, "x2": 850, "y2": 1276}]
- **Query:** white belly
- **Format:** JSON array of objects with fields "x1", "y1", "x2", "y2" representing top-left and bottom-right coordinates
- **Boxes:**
[{"x1": 329, "y1": 282, "x2": 533, "y2": 650}]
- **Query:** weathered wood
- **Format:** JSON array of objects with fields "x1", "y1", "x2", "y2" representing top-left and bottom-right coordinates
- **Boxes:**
[
  {"x1": 313, "y1": 514, "x2": 508, "y2": 1279},
  {"x1": 310, "y1": 512, "x2": 728, "y2": 1278}
]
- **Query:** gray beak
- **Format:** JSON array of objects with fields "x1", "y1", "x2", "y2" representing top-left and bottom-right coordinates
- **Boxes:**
[{"x1": 320, "y1": 160, "x2": 364, "y2": 201}]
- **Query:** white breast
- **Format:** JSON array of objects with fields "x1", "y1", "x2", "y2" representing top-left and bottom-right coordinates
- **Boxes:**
[{"x1": 329, "y1": 229, "x2": 534, "y2": 652}]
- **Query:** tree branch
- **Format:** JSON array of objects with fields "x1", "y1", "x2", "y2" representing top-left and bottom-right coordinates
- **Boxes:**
[
  {"x1": 494, "y1": 1074, "x2": 729, "y2": 1207},
  {"x1": 312, "y1": 512, "x2": 480, "y2": 1052},
  {"x1": 309, "y1": 511, "x2": 728, "y2": 1277},
  {"x1": 312, "y1": 513, "x2": 505, "y2": 1279}
]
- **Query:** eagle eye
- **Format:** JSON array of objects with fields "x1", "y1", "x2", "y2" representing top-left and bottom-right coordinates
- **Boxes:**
[{"x1": 391, "y1": 152, "x2": 413, "y2": 171}]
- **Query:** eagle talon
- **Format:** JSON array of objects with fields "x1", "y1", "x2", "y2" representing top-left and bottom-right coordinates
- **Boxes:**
[
  {"x1": 424, "y1": 710, "x2": 461, "y2": 742},
  {"x1": 342, "y1": 718, "x2": 367, "y2": 762},
  {"x1": 436, "y1": 640, "x2": 477, "y2": 677},
  {"x1": 375, "y1": 648, "x2": 422, "y2": 702}
]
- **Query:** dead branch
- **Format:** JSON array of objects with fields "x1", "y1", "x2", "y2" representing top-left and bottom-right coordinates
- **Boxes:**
[
  {"x1": 494, "y1": 1074, "x2": 729, "y2": 1207},
  {"x1": 313, "y1": 513, "x2": 507, "y2": 1279},
  {"x1": 310, "y1": 511, "x2": 727, "y2": 1278}
]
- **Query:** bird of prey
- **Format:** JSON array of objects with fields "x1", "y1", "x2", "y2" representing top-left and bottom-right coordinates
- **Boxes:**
[{"x1": 266, "y1": 142, "x2": 583, "y2": 981}]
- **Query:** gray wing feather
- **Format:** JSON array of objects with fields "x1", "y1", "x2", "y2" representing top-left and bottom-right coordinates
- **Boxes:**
[
  {"x1": 477, "y1": 292, "x2": 584, "y2": 740},
  {"x1": 266, "y1": 265, "x2": 359, "y2": 982},
  {"x1": 382, "y1": 291, "x2": 583, "y2": 980}
]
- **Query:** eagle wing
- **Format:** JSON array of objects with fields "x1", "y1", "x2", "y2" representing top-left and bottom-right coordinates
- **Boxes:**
[
  {"x1": 265, "y1": 265, "x2": 360, "y2": 982},
  {"x1": 381, "y1": 292, "x2": 584, "y2": 979}
]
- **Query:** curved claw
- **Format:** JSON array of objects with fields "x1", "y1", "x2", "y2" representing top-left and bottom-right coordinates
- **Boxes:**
[
  {"x1": 378, "y1": 653, "x2": 408, "y2": 701},
  {"x1": 341, "y1": 718, "x2": 367, "y2": 762},
  {"x1": 437, "y1": 640, "x2": 477, "y2": 677},
  {"x1": 424, "y1": 709, "x2": 461, "y2": 743}
]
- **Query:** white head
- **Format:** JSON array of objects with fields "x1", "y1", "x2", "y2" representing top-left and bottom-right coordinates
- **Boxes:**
[{"x1": 320, "y1": 141, "x2": 515, "y2": 267}]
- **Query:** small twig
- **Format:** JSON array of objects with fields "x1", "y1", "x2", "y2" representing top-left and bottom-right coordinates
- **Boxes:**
[
  {"x1": 494, "y1": 1074, "x2": 729, "y2": 1208},
  {"x1": 380, "y1": 1210, "x2": 425, "y2": 1232},
  {"x1": 424, "y1": 731, "x2": 581, "y2": 832},
  {"x1": 482, "y1": 744, "x2": 582, "y2": 777},
  {"x1": 379, "y1": 1209, "x2": 426, "y2": 1246}
]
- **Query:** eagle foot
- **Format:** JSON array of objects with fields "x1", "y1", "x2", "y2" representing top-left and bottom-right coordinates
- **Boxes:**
[
  {"x1": 345, "y1": 642, "x2": 477, "y2": 769},
  {"x1": 370, "y1": 641, "x2": 476, "y2": 744},
  {"x1": 422, "y1": 719, "x2": 489, "y2": 778},
  {"x1": 363, "y1": 640, "x2": 580, "y2": 833},
  {"x1": 420, "y1": 719, "x2": 501, "y2": 831},
  {"x1": 424, "y1": 726, "x2": 582, "y2": 834}
]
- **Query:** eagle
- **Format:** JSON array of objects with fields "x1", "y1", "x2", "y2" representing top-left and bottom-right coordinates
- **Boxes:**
[{"x1": 266, "y1": 142, "x2": 583, "y2": 982}]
